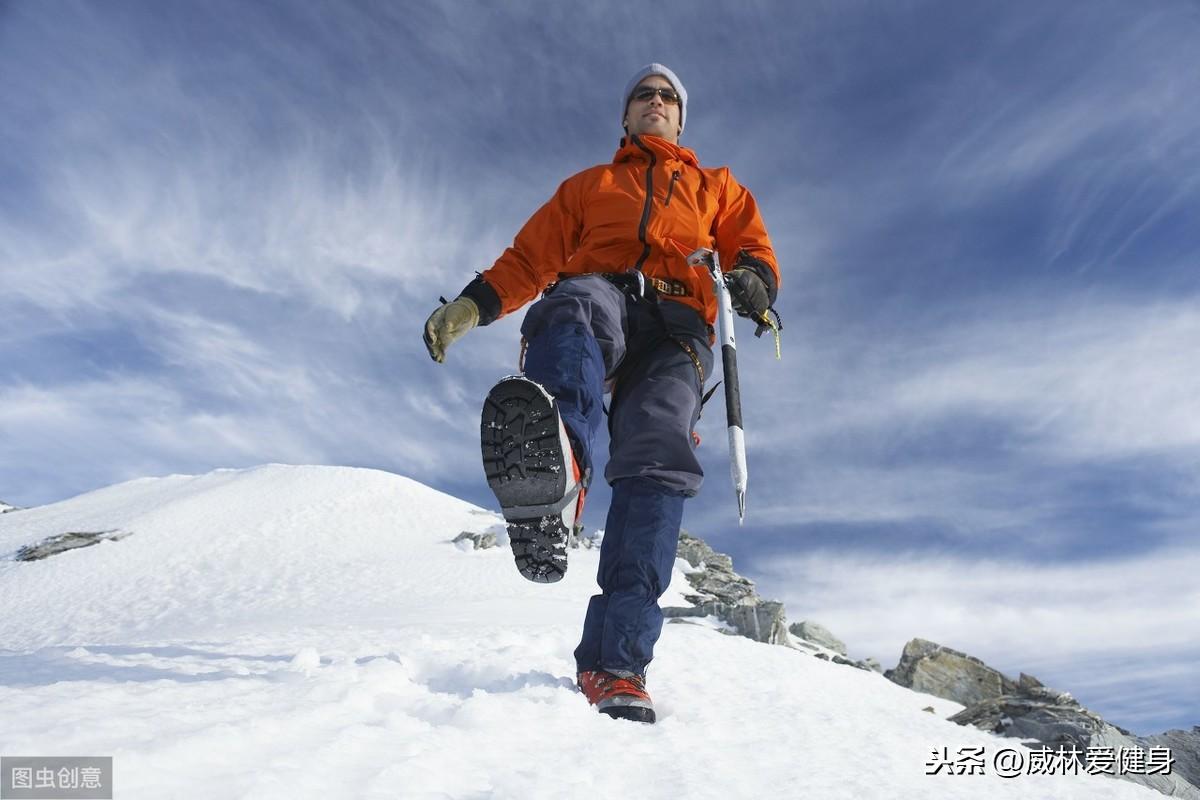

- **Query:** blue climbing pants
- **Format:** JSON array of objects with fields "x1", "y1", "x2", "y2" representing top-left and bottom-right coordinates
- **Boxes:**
[{"x1": 518, "y1": 274, "x2": 714, "y2": 677}]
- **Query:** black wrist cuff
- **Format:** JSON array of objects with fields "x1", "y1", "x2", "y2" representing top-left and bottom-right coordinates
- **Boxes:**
[
  {"x1": 458, "y1": 275, "x2": 501, "y2": 326},
  {"x1": 733, "y1": 250, "x2": 778, "y2": 305}
]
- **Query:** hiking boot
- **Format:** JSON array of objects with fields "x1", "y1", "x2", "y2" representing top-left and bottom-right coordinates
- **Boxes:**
[
  {"x1": 481, "y1": 376, "x2": 586, "y2": 583},
  {"x1": 577, "y1": 670, "x2": 655, "y2": 724}
]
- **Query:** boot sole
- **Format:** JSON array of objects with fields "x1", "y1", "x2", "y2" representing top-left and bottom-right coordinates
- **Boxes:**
[
  {"x1": 600, "y1": 705, "x2": 656, "y2": 724},
  {"x1": 481, "y1": 377, "x2": 573, "y2": 583}
]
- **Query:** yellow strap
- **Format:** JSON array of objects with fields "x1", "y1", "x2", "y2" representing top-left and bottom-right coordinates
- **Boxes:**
[{"x1": 754, "y1": 313, "x2": 783, "y2": 360}]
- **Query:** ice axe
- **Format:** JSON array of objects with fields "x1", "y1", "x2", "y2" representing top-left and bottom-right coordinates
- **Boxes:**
[{"x1": 687, "y1": 247, "x2": 748, "y2": 524}]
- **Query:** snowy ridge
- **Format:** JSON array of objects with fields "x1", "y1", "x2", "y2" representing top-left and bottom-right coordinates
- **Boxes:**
[{"x1": 0, "y1": 465, "x2": 1161, "y2": 799}]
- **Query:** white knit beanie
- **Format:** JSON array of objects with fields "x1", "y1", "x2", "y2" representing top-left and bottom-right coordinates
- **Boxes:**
[{"x1": 622, "y1": 63, "x2": 687, "y2": 135}]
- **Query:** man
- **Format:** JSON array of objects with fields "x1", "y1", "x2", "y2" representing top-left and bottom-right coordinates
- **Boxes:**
[{"x1": 424, "y1": 64, "x2": 779, "y2": 724}]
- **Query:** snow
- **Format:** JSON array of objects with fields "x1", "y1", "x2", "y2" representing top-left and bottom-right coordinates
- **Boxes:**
[{"x1": 0, "y1": 465, "x2": 1161, "y2": 799}]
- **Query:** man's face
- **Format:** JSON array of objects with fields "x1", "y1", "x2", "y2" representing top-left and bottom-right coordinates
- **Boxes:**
[{"x1": 624, "y1": 75, "x2": 682, "y2": 143}]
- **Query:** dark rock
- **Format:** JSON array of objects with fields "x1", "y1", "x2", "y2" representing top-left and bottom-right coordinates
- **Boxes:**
[
  {"x1": 789, "y1": 620, "x2": 848, "y2": 655},
  {"x1": 0, "y1": 500, "x2": 19, "y2": 514},
  {"x1": 675, "y1": 531, "x2": 757, "y2": 609},
  {"x1": 830, "y1": 655, "x2": 881, "y2": 673},
  {"x1": 665, "y1": 532, "x2": 881, "y2": 671},
  {"x1": 675, "y1": 532, "x2": 734, "y2": 573},
  {"x1": 895, "y1": 638, "x2": 1200, "y2": 799},
  {"x1": 1145, "y1": 727, "x2": 1200, "y2": 790},
  {"x1": 952, "y1": 698, "x2": 1200, "y2": 799},
  {"x1": 724, "y1": 600, "x2": 791, "y2": 645},
  {"x1": 663, "y1": 532, "x2": 788, "y2": 645},
  {"x1": 663, "y1": 596, "x2": 790, "y2": 645},
  {"x1": 15, "y1": 530, "x2": 131, "y2": 561},
  {"x1": 1019, "y1": 672, "x2": 1044, "y2": 691},
  {"x1": 950, "y1": 689, "x2": 1109, "y2": 742},
  {"x1": 665, "y1": 533, "x2": 876, "y2": 672},
  {"x1": 885, "y1": 638, "x2": 1019, "y2": 707}
]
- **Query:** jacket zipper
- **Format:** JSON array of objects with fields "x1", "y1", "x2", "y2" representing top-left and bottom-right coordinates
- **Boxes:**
[
  {"x1": 665, "y1": 170, "x2": 680, "y2": 207},
  {"x1": 631, "y1": 135, "x2": 655, "y2": 271}
]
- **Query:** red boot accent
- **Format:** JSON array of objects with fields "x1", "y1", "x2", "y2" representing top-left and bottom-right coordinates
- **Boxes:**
[{"x1": 577, "y1": 670, "x2": 655, "y2": 723}]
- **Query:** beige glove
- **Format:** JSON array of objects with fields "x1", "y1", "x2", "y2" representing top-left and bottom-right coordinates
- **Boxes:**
[{"x1": 423, "y1": 296, "x2": 479, "y2": 363}]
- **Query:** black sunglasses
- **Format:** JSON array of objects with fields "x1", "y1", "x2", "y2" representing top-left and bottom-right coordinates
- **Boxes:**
[{"x1": 629, "y1": 86, "x2": 681, "y2": 105}]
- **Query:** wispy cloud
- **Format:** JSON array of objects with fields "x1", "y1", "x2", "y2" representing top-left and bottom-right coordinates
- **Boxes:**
[
  {"x1": 858, "y1": 301, "x2": 1200, "y2": 461},
  {"x1": 724, "y1": 294, "x2": 1200, "y2": 545}
]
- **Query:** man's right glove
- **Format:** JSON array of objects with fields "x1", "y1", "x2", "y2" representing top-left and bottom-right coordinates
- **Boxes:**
[
  {"x1": 423, "y1": 296, "x2": 479, "y2": 363},
  {"x1": 726, "y1": 268, "x2": 770, "y2": 320}
]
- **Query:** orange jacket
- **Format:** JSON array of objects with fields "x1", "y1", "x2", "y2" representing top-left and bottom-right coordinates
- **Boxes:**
[{"x1": 470, "y1": 134, "x2": 779, "y2": 328}]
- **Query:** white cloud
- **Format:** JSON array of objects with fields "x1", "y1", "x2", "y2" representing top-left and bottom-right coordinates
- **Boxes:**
[
  {"x1": 7, "y1": 132, "x2": 466, "y2": 321},
  {"x1": 732, "y1": 295, "x2": 1200, "y2": 534},
  {"x1": 886, "y1": 303, "x2": 1200, "y2": 459}
]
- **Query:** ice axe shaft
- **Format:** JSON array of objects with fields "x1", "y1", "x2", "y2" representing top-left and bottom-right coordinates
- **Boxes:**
[{"x1": 687, "y1": 247, "x2": 748, "y2": 524}]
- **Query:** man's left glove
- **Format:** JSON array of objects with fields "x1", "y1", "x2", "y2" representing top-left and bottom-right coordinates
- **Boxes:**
[
  {"x1": 726, "y1": 268, "x2": 770, "y2": 320},
  {"x1": 423, "y1": 296, "x2": 479, "y2": 363}
]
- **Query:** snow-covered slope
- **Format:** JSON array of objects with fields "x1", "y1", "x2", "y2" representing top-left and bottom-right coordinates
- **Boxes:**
[{"x1": 0, "y1": 465, "x2": 1160, "y2": 799}]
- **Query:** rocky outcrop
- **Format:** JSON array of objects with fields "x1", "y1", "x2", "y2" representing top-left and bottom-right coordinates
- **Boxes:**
[
  {"x1": 664, "y1": 532, "x2": 877, "y2": 675},
  {"x1": 949, "y1": 682, "x2": 1122, "y2": 741},
  {"x1": 886, "y1": 638, "x2": 1019, "y2": 707},
  {"x1": 719, "y1": 600, "x2": 791, "y2": 646},
  {"x1": 1146, "y1": 727, "x2": 1200, "y2": 790},
  {"x1": 663, "y1": 532, "x2": 790, "y2": 645},
  {"x1": 786, "y1": 621, "x2": 881, "y2": 671},
  {"x1": 14, "y1": 530, "x2": 132, "y2": 561},
  {"x1": 0, "y1": 500, "x2": 18, "y2": 514},
  {"x1": 953, "y1": 696, "x2": 1199, "y2": 799},
  {"x1": 790, "y1": 620, "x2": 847, "y2": 656},
  {"x1": 888, "y1": 637, "x2": 1200, "y2": 799}
]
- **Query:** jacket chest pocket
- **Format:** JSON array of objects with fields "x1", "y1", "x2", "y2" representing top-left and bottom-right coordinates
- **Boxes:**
[{"x1": 654, "y1": 171, "x2": 719, "y2": 246}]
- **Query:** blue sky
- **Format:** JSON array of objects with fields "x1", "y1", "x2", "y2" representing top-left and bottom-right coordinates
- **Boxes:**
[{"x1": 3, "y1": 0, "x2": 1198, "y2": 736}]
